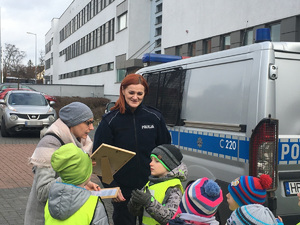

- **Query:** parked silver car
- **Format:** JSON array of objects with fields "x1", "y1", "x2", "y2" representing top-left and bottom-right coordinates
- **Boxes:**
[{"x1": 0, "y1": 90, "x2": 57, "y2": 137}]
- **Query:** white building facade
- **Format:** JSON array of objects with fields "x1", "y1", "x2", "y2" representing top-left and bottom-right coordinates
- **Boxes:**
[
  {"x1": 45, "y1": 0, "x2": 300, "y2": 100},
  {"x1": 45, "y1": 0, "x2": 162, "y2": 100},
  {"x1": 162, "y1": 0, "x2": 300, "y2": 56}
]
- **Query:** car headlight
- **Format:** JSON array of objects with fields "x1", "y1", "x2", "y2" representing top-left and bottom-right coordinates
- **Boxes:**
[
  {"x1": 49, "y1": 115, "x2": 56, "y2": 123},
  {"x1": 9, "y1": 114, "x2": 18, "y2": 121},
  {"x1": 48, "y1": 107, "x2": 54, "y2": 113}
]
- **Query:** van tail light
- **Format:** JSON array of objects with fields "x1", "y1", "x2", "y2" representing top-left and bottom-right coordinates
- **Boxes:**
[{"x1": 249, "y1": 117, "x2": 278, "y2": 191}]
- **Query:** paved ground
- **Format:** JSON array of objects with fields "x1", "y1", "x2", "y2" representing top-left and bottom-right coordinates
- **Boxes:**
[{"x1": 0, "y1": 131, "x2": 114, "y2": 225}]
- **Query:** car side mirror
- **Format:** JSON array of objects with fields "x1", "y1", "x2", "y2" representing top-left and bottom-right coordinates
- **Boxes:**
[
  {"x1": 49, "y1": 101, "x2": 56, "y2": 105},
  {"x1": 0, "y1": 99, "x2": 6, "y2": 105},
  {"x1": 105, "y1": 102, "x2": 115, "y2": 113}
]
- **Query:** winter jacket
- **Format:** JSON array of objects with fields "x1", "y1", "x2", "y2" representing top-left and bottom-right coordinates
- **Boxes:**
[
  {"x1": 24, "y1": 119, "x2": 93, "y2": 225},
  {"x1": 45, "y1": 182, "x2": 109, "y2": 225},
  {"x1": 168, "y1": 213, "x2": 220, "y2": 225},
  {"x1": 93, "y1": 103, "x2": 171, "y2": 197},
  {"x1": 128, "y1": 162, "x2": 188, "y2": 225}
]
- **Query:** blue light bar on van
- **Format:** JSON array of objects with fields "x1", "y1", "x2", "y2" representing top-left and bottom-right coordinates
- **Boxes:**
[
  {"x1": 255, "y1": 28, "x2": 271, "y2": 43},
  {"x1": 142, "y1": 53, "x2": 188, "y2": 63}
]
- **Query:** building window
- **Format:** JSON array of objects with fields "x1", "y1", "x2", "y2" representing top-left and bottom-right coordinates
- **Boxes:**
[
  {"x1": 203, "y1": 38, "x2": 211, "y2": 54},
  {"x1": 118, "y1": 12, "x2": 127, "y2": 31},
  {"x1": 156, "y1": 3, "x2": 162, "y2": 13},
  {"x1": 222, "y1": 34, "x2": 230, "y2": 50},
  {"x1": 108, "y1": 19, "x2": 115, "y2": 42},
  {"x1": 269, "y1": 23, "x2": 281, "y2": 42},
  {"x1": 108, "y1": 62, "x2": 114, "y2": 71},
  {"x1": 155, "y1": 38, "x2": 161, "y2": 48},
  {"x1": 175, "y1": 45, "x2": 182, "y2": 56},
  {"x1": 97, "y1": 65, "x2": 102, "y2": 73},
  {"x1": 156, "y1": 15, "x2": 162, "y2": 25},
  {"x1": 155, "y1": 27, "x2": 162, "y2": 36},
  {"x1": 188, "y1": 42, "x2": 196, "y2": 57},
  {"x1": 117, "y1": 69, "x2": 126, "y2": 82},
  {"x1": 243, "y1": 29, "x2": 254, "y2": 46}
]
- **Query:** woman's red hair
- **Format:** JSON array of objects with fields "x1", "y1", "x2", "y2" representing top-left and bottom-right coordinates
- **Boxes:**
[{"x1": 111, "y1": 74, "x2": 149, "y2": 114}]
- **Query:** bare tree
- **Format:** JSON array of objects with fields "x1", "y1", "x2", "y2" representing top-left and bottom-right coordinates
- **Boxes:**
[
  {"x1": 26, "y1": 60, "x2": 35, "y2": 79},
  {"x1": 2, "y1": 44, "x2": 26, "y2": 80},
  {"x1": 37, "y1": 50, "x2": 45, "y2": 75}
]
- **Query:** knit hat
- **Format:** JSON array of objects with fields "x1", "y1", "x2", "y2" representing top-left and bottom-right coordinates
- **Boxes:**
[
  {"x1": 51, "y1": 143, "x2": 93, "y2": 185},
  {"x1": 151, "y1": 144, "x2": 183, "y2": 171},
  {"x1": 179, "y1": 177, "x2": 223, "y2": 217},
  {"x1": 228, "y1": 174, "x2": 272, "y2": 207},
  {"x1": 226, "y1": 204, "x2": 278, "y2": 225},
  {"x1": 59, "y1": 102, "x2": 93, "y2": 127}
]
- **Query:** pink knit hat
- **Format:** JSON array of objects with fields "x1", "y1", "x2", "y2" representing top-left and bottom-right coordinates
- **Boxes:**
[{"x1": 176, "y1": 177, "x2": 223, "y2": 218}]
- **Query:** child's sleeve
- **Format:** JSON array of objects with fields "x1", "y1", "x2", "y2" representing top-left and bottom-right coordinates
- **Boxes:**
[{"x1": 145, "y1": 186, "x2": 183, "y2": 225}]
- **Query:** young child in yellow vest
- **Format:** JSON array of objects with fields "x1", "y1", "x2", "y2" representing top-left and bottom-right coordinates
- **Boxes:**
[
  {"x1": 44, "y1": 143, "x2": 109, "y2": 225},
  {"x1": 128, "y1": 144, "x2": 188, "y2": 225}
]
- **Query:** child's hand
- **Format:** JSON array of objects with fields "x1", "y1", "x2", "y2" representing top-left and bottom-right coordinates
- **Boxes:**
[
  {"x1": 131, "y1": 188, "x2": 152, "y2": 206},
  {"x1": 113, "y1": 189, "x2": 126, "y2": 202},
  {"x1": 276, "y1": 216, "x2": 283, "y2": 224},
  {"x1": 85, "y1": 181, "x2": 101, "y2": 191}
]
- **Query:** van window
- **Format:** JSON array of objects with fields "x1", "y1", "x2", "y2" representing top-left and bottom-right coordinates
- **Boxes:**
[{"x1": 143, "y1": 69, "x2": 186, "y2": 126}]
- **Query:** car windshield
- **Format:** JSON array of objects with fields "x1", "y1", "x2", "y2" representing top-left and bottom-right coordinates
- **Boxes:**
[
  {"x1": 0, "y1": 84, "x2": 35, "y2": 91},
  {"x1": 8, "y1": 93, "x2": 48, "y2": 106}
]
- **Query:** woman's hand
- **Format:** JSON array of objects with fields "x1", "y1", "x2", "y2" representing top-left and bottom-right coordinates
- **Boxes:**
[
  {"x1": 113, "y1": 188, "x2": 126, "y2": 202},
  {"x1": 85, "y1": 181, "x2": 101, "y2": 191}
]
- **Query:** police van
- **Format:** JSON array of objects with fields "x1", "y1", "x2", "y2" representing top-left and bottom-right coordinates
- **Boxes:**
[{"x1": 137, "y1": 30, "x2": 300, "y2": 223}]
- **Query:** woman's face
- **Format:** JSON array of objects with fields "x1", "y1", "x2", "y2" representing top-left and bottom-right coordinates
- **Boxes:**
[
  {"x1": 70, "y1": 118, "x2": 94, "y2": 139},
  {"x1": 122, "y1": 84, "x2": 145, "y2": 111}
]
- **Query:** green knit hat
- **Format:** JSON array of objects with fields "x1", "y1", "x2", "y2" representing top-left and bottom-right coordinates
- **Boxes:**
[{"x1": 51, "y1": 143, "x2": 93, "y2": 185}]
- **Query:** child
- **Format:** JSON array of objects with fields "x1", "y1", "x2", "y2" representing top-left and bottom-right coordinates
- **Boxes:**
[
  {"x1": 128, "y1": 144, "x2": 188, "y2": 225},
  {"x1": 226, "y1": 204, "x2": 280, "y2": 225},
  {"x1": 44, "y1": 143, "x2": 109, "y2": 225},
  {"x1": 169, "y1": 177, "x2": 223, "y2": 225},
  {"x1": 226, "y1": 174, "x2": 272, "y2": 211}
]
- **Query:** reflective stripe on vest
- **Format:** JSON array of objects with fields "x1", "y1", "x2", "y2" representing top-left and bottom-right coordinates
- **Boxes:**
[
  {"x1": 142, "y1": 179, "x2": 183, "y2": 225},
  {"x1": 44, "y1": 195, "x2": 99, "y2": 225}
]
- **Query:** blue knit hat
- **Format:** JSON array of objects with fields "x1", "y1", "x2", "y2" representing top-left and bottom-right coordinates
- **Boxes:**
[
  {"x1": 228, "y1": 174, "x2": 272, "y2": 207},
  {"x1": 59, "y1": 102, "x2": 93, "y2": 127}
]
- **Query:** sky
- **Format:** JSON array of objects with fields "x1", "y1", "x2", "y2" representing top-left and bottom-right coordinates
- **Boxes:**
[{"x1": 0, "y1": 0, "x2": 74, "y2": 65}]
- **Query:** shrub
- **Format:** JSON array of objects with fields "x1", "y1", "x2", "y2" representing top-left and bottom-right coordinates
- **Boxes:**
[{"x1": 52, "y1": 96, "x2": 111, "y2": 124}]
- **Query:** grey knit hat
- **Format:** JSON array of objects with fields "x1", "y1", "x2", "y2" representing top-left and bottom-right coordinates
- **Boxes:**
[
  {"x1": 59, "y1": 102, "x2": 93, "y2": 127},
  {"x1": 151, "y1": 144, "x2": 182, "y2": 171},
  {"x1": 227, "y1": 204, "x2": 278, "y2": 225}
]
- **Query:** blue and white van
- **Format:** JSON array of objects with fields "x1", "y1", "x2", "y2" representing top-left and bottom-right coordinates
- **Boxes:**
[{"x1": 137, "y1": 38, "x2": 300, "y2": 223}]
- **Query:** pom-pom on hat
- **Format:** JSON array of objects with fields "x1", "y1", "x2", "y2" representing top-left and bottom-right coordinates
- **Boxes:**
[
  {"x1": 151, "y1": 144, "x2": 183, "y2": 171},
  {"x1": 228, "y1": 174, "x2": 272, "y2": 207},
  {"x1": 51, "y1": 143, "x2": 93, "y2": 185},
  {"x1": 226, "y1": 204, "x2": 278, "y2": 225},
  {"x1": 59, "y1": 102, "x2": 93, "y2": 127},
  {"x1": 179, "y1": 177, "x2": 223, "y2": 217}
]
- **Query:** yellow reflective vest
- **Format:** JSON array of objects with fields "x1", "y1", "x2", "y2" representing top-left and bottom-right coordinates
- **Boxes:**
[
  {"x1": 44, "y1": 195, "x2": 99, "y2": 225},
  {"x1": 142, "y1": 179, "x2": 183, "y2": 225}
]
